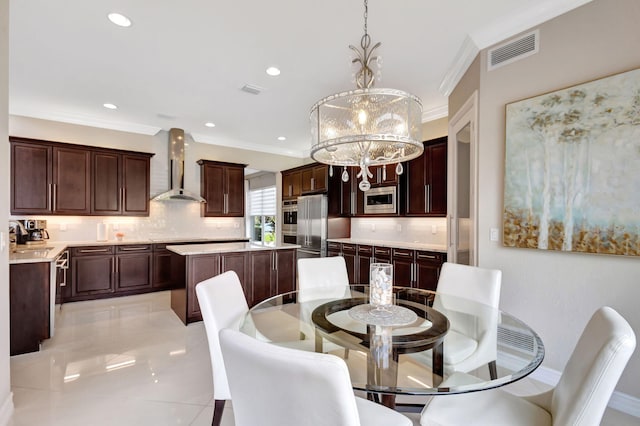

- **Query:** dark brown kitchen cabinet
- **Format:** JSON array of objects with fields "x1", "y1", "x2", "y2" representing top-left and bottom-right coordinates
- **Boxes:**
[
  {"x1": 392, "y1": 248, "x2": 415, "y2": 287},
  {"x1": 274, "y1": 249, "x2": 296, "y2": 295},
  {"x1": 373, "y1": 246, "x2": 391, "y2": 263},
  {"x1": 250, "y1": 250, "x2": 273, "y2": 306},
  {"x1": 52, "y1": 146, "x2": 91, "y2": 214},
  {"x1": 405, "y1": 137, "x2": 447, "y2": 217},
  {"x1": 357, "y1": 245, "x2": 373, "y2": 284},
  {"x1": 92, "y1": 152, "x2": 152, "y2": 216},
  {"x1": 415, "y1": 250, "x2": 446, "y2": 292},
  {"x1": 221, "y1": 252, "x2": 251, "y2": 302},
  {"x1": 282, "y1": 169, "x2": 302, "y2": 200},
  {"x1": 71, "y1": 246, "x2": 116, "y2": 298},
  {"x1": 370, "y1": 164, "x2": 399, "y2": 187},
  {"x1": 199, "y1": 160, "x2": 246, "y2": 217},
  {"x1": 10, "y1": 140, "x2": 91, "y2": 215},
  {"x1": 182, "y1": 254, "x2": 221, "y2": 323},
  {"x1": 10, "y1": 137, "x2": 153, "y2": 216},
  {"x1": 302, "y1": 164, "x2": 328, "y2": 194},
  {"x1": 152, "y1": 244, "x2": 186, "y2": 290},
  {"x1": 328, "y1": 165, "x2": 357, "y2": 217},
  {"x1": 115, "y1": 245, "x2": 153, "y2": 292},
  {"x1": 327, "y1": 241, "x2": 342, "y2": 257},
  {"x1": 10, "y1": 262, "x2": 50, "y2": 355},
  {"x1": 341, "y1": 243, "x2": 357, "y2": 284}
]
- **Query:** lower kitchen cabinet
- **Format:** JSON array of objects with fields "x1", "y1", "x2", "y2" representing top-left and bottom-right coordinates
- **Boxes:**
[
  {"x1": 415, "y1": 251, "x2": 446, "y2": 292},
  {"x1": 71, "y1": 246, "x2": 116, "y2": 298},
  {"x1": 357, "y1": 245, "x2": 373, "y2": 284},
  {"x1": 341, "y1": 243, "x2": 357, "y2": 284},
  {"x1": 115, "y1": 244, "x2": 152, "y2": 292},
  {"x1": 327, "y1": 241, "x2": 342, "y2": 257},
  {"x1": 10, "y1": 262, "x2": 50, "y2": 355},
  {"x1": 274, "y1": 249, "x2": 296, "y2": 295},
  {"x1": 392, "y1": 248, "x2": 415, "y2": 287},
  {"x1": 250, "y1": 250, "x2": 272, "y2": 307}
]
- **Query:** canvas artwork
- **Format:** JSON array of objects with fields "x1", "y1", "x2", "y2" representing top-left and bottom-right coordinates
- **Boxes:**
[{"x1": 503, "y1": 68, "x2": 640, "y2": 256}]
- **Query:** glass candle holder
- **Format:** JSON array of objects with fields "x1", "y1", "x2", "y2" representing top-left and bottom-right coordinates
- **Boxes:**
[{"x1": 369, "y1": 263, "x2": 393, "y2": 315}]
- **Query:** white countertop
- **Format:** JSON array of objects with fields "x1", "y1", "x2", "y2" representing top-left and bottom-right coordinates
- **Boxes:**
[
  {"x1": 326, "y1": 238, "x2": 447, "y2": 253},
  {"x1": 8, "y1": 237, "x2": 251, "y2": 264},
  {"x1": 168, "y1": 242, "x2": 301, "y2": 256}
]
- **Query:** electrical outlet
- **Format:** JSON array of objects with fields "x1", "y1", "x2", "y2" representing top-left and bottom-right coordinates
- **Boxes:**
[
  {"x1": 431, "y1": 225, "x2": 437, "y2": 234},
  {"x1": 396, "y1": 224, "x2": 402, "y2": 232},
  {"x1": 112, "y1": 223, "x2": 119, "y2": 231},
  {"x1": 234, "y1": 222, "x2": 240, "y2": 229},
  {"x1": 0, "y1": 232, "x2": 5, "y2": 251},
  {"x1": 490, "y1": 228, "x2": 499, "y2": 241},
  {"x1": 371, "y1": 223, "x2": 376, "y2": 232},
  {"x1": 60, "y1": 223, "x2": 67, "y2": 231}
]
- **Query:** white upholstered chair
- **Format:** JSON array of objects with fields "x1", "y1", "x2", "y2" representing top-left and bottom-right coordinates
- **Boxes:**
[
  {"x1": 433, "y1": 262, "x2": 502, "y2": 378},
  {"x1": 195, "y1": 270, "x2": 248, "y2": 426},
  {"x1": 420, "y1": 306, "x2": 636, "y2": 426},
  {"x1": 219, "y1": 328, "x2": 413, "y2": 426}
]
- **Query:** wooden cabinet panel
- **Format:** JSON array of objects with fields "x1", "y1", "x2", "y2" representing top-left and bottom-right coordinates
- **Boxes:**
[
  {"x1": 10, "y1": 263, "x2": 50, "y2": 355},
  {"x1": 221, "y1": 252, "x2": 250, "y2": 302},
  {"x1": 122, "y1": 154, "x2": 151, "y2": 215},
  {"x1": 199, "y1": 160, "x2": 246, "y2": 217},
  {"x1": 53, "y1": 147, "x2": 90, "y2": 214},
  {"x1": 342, "y1": 243, "x2": 357, "y2": 284},
  {"x1": 282, "y1": 170, "x2": 302, "y2": 200},
  {"x1": 405, "y1": 137, "x2": 447, "y2": 217},
  {"x1": 302, "y1": 164, "x2": 328, "y2": 194},
  {"x1": 153, "y1": 251, "x2": 174, "y2": 288},
  {"x1": 327, "y1": 241, "x2": 342, "y2": 257},
  {"x1": 116, "y1": 245, "x2": 153, "y2": 292},
  {"x1": 11, "y1": 137, "x2": 152, "y2": 216},
  {"x1": 92, "y1": 151, "x2": 121, "y2": 215},
  {"x1": 72, "y1": 255, "x2": 115, "y2": 296},
  {"x1": 357, "y1": 245, "x2": 373, "y2": 284},
  {"x1": 414, "y1": 251, "x2": 445, "y2": 292},
  {"x1": 186, "y1": 254, "x2": 221, "y2": 321},
  {"x1": 11, "y1": 142, "x2": 51, "y2": 214},
  {"x1": 392, "y1": 248, "x2": 415, "y2": 288},
  {"x1": 370, "y1": 164, "x2": 399, "y2": 186},
  {"x1": 250, "y1": 250, "x2": 273, "y2": 306},
  {"x1": 274, "y1": 249, "x2": 296, "y2": 295},
  {"x1": 373, "y1": 246, "x2": 391, "y2": 263}
]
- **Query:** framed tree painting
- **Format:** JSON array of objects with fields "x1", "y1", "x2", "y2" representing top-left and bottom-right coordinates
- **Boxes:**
[{"x1": 503, "y1": 68, "x2": 640, "y2": 256}]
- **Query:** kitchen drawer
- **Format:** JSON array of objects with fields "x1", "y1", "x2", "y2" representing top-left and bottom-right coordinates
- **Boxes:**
[
  {"x1": 392, "y1": 248, "x2": 415, "y2": 259},
  {"x1": 71, "y1": 245, "x2": 115, "y2": 257},
  {"x1": 374, "y1": 246, "x2": 391, "y2": 257},
  {"x1": 415, "y1": 250, "x2": 444, "y2": 262},
  {"x1": 357, "y1": 244, "x2": 373, "y2": 255},
  {"x1": 342, "y1": 243, "x2": 357, "y2": 253},
  {"x1": 116, "y1": 244, "x2": 152, "y2": 254},
  {"x1": 327, "y1": 241, "x2": 341, "y2": 251}
]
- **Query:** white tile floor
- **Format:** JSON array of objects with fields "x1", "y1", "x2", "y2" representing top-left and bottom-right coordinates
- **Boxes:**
[{"x1": 9, "y1": 291, "x2": 638, "y2": 425}]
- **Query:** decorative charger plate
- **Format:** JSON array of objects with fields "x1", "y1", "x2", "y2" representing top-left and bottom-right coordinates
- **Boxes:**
[{"x1": 348, "y1": 304, "x2": 418, "y2": 327}]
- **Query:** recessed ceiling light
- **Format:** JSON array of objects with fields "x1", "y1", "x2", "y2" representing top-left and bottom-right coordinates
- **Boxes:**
[
  {"x1": 205, "y1": 122, "x2": 216, "y2": 128},
  {"x1": 266, "y1": 67, "x2": 281, "y2": 77},
  {"x1": 103, "y1": 103, "x2": 118, "y2": 110},
  {"x1": 108, "y1": 13, "x2": 132, "y2": 27},
  {"x1": 277, "y1": 136, "x2": 286, "y2": 141}
]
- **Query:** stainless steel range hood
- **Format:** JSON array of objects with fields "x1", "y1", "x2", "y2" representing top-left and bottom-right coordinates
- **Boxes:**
[{"x1": 152, "y1": 128, "x2": 207, "y2": 202}]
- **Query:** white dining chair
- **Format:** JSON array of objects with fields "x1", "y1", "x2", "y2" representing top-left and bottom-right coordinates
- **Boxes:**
[
  {"x1": 219, "y1": 327, "x2": 413, "y2": 426},
  {"x1": 195, "y1": 270, "x2": 249, "y2": 426},
  {"x1": 420, "y1": 306, "x2": 636, "y2": 426}
]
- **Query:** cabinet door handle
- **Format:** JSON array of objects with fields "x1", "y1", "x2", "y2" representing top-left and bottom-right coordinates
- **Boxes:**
[
  {"x1": 425, "y1": 184, "x2": 430, "y2": 213},
  {"x1": 48, "y1": 183, "x2": 53, "y2": 210},
  {"x1": 120, "y1": 246, "x2": 148, "y2": 251},
  {"x1": 120, "y1": 187, "x2": 125, "y2": 210},
  {"x1": 223, "y1": 193, "x2": 228, "y2": 214},
  {"x1": 52, "y1": 183, "x2": 57, "y2": 210},
  {"x1": 311, "y1": 177, "x2": 315, "y2": 190},
  {"x1": 79, "y1": 248, "x2": 111, "y2": 254},
  {"x1": 394, "y1": 251, "x2": 412, "y2": 257},
  {"x1": 417, "y1": 253, "x2": 437, "y2": 260}
]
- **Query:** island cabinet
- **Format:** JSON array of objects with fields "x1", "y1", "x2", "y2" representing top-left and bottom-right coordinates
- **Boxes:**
[
  {"x1": 10, "y1": 137, "x2": 153, "y2": 216},
  {"x1": 173, "y1": 248, "x2": 297, "y2": 324},
  {"x1": 10, "y1": 262, "x2": 50, "y2": 355},
  {"x1": 404, "y1": 137, "x2": 447, "y2": 217},
  {"x1": 198, "y1": 160, "x2": 246, "y2": 217}
]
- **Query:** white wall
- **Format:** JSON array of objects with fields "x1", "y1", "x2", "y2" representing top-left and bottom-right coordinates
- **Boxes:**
[
  {"x1": 8, "y1": 117, "x2": 303, "y2": 242},
  {"x1": 0, "y1": 0, "x2": 13, "y2": 421},
  {"x1": 467, "y1": 0, "x2": 640, "y2": 399}
]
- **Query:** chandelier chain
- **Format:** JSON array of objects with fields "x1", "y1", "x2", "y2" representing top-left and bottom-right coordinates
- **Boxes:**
[{"x1": 363, "y1": 0, "x2": 368, "y2": 37}]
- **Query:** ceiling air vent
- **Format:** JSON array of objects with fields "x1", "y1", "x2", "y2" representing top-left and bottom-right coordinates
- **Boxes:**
[
  {"x1": 488, "y1": 30, "x2": 539, "y2": 71},
  {"x1": 241, "y1": 84, "x2": 264, "y2": 95}
]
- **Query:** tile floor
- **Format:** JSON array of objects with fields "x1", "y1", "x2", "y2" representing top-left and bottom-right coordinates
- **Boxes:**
[{"x1": 8, "y1": 291, "x2": 638, "y2": 425}]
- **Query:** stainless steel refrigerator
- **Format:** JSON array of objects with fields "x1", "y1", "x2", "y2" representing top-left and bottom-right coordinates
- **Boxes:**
[{"x1": 296, "y1": 194, "x2": 327, "y2": 258}]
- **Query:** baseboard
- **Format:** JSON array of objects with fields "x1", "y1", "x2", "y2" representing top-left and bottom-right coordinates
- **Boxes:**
[
  {"x1": 530, "y1": 364, "x2": 640, "y2": 418},
  {"x1": 0, "y1": 391, "x2": 14, "y2": 425}
]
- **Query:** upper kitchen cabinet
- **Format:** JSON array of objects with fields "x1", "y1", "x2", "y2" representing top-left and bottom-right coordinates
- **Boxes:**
[
  {"x1": 301, "y1": 164, "x2": 328, "y2": 194},
  {"x1": 92, "y1": 151, "x2": 152, "y2": 216},
  {"x1": 11, "y1": 137, "x2": 153, "y2": 216},
  {"x1": 404, "y1": 136, "x2": 447, "y2": 217},
  {"x1": 282, "y1": 169, "x2": 302, "y2": 200},
  {"x1": 198, "y1": 160, "x2": 246, "y2": 217},
  {"x1": 369, "y1": 164, "x2": 399, "y2": 187}
]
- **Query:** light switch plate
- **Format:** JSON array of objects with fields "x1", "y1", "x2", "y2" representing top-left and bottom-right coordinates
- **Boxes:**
[
  {"x1": 490, "y1": 228, "x2": 499, "y2": 241},
  {"x1": 0, "y1": 231, "x2": 4, "y2": 251}
]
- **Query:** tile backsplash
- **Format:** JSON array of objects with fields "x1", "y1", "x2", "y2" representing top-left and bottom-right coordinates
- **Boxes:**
[
  {"x1": 12, "y1": 201, "x2": 245, "y2": 243},
  {"x1": 351, "y1": 217, "x2": 447, "y2": 246}
]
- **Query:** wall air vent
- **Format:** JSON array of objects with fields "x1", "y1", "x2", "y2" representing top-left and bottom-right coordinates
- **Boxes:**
[
  {"x1": 241, "y1": 84, "x2": 264, "y2": 95},
  {"x1": 488, "y1": 30, "x2": 539, "y2": 71}
]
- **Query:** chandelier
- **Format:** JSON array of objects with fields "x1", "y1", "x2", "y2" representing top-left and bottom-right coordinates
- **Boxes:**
[{"x1": 310, "y1": 0, "x2": 423, "y2": 191}]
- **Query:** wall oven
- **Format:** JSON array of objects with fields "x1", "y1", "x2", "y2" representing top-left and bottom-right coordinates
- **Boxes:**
[
  {"x1": 282, "y1": 200, "x2": 297, "y2": 244},
  {"x1": 364, "y1": 186, "x2": 397, "y2": 214}
]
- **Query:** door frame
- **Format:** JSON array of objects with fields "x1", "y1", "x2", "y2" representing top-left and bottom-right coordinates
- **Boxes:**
[{"x1": 447, "y1": 91, "x2": 479, "y2": 265}]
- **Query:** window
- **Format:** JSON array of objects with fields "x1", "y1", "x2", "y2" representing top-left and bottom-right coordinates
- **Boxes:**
[{"x1": 249, "y1": 186, "x2": 276, "y2": 246}]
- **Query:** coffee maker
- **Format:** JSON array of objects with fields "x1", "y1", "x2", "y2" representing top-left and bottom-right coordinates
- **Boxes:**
[{"x1": 15, "y1": 219, "x2": 50, "y2": 245}]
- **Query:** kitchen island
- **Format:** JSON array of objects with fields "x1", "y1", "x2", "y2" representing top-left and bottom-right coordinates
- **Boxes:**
[{"x1": 167, "y1": 242, "x2": 300, "y2": 324}]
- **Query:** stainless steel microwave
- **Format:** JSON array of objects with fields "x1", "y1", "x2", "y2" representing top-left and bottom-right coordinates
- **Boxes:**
[{"x1": 364, "y1": 186, "x2": 397, "y2": 214}]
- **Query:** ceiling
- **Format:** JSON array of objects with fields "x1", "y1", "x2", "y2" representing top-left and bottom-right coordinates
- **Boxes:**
[{"x1": 8, "y1": 0, "x2": 591, "y2": 159}]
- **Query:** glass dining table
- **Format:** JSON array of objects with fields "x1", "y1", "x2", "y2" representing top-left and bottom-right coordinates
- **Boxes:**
[{"x1": 239, "y1": 285, "x2": 544, "y2": 411}]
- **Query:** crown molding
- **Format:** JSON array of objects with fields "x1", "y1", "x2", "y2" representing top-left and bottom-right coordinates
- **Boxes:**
[
  {"x1": 191, "y1": 132, "x2": 305, "y2": 159},
  {"x1": 422, "y1": 104, "x2": 449, "y2": 122},
  {"x1": 439, "y1": 0, "x2": 594, "y2": 97}
]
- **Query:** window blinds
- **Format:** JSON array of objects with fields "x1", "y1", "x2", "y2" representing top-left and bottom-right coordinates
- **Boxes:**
[{"x1": 249, "y1": 186, "x2": 276, "y2": 216}]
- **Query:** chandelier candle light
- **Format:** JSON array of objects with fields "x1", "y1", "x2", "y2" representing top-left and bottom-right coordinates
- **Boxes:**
[{"x1": 310, "y1": 0, "x2": 423, "y2": 191}]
